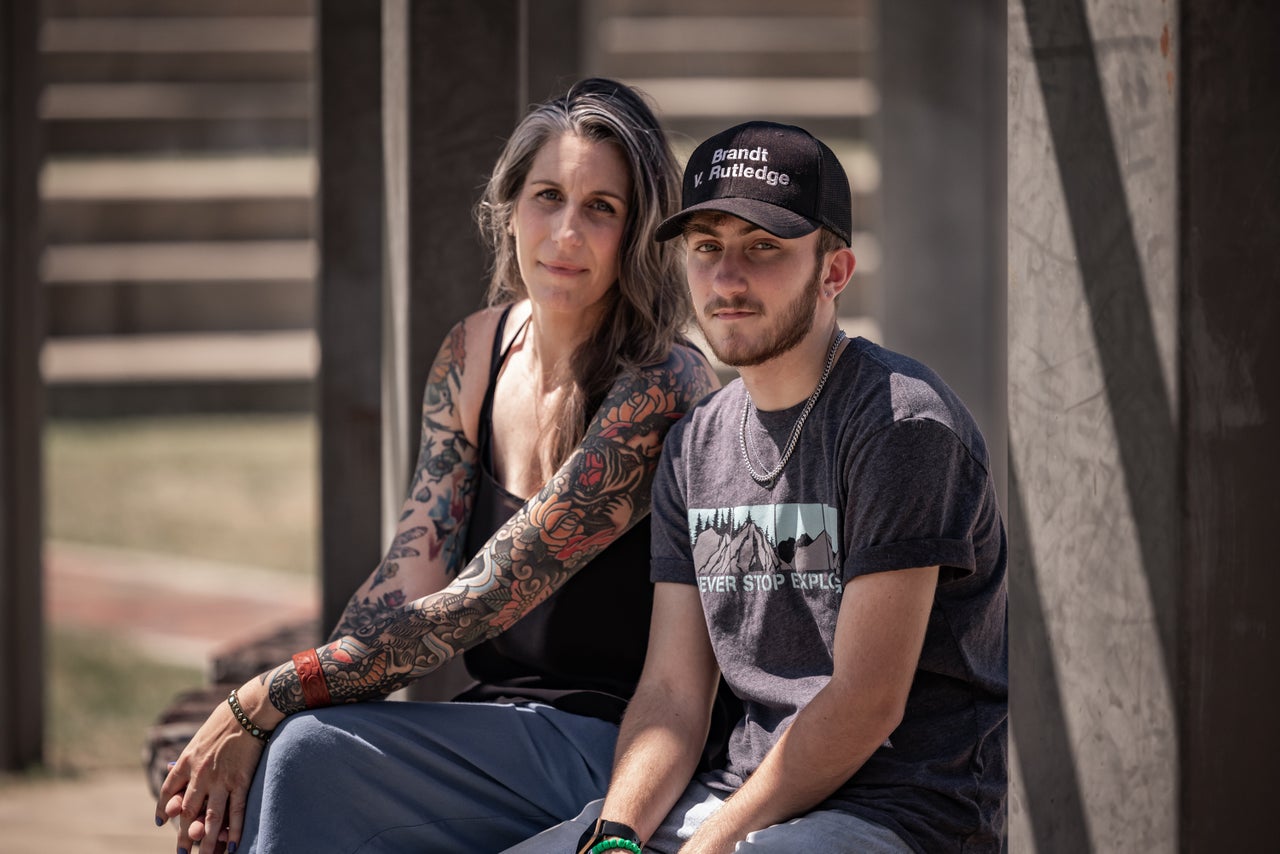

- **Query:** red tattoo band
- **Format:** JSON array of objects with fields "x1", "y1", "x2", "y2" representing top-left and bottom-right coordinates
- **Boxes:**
[{"x1": 292, "y1": 648, "x2": 332, "y2": 709}]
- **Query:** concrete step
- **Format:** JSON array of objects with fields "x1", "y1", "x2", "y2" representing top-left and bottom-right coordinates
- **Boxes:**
[{"x1": 42, "y1": 330, "x2": 317, "y2": 415}]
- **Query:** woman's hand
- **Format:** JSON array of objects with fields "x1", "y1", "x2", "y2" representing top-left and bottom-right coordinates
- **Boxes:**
[{"x1": 156, "y1": 681, "x2": 280, "y2": 853}]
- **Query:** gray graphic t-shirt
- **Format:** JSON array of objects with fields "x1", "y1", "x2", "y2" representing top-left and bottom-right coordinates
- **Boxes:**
[{"x1": 651, "y1": 337, "x2": 1008, "y2": 853}]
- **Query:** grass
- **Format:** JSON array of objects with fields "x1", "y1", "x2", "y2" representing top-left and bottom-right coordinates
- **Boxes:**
[
  {"x1": 40, "y1": 413, "x2": 318, "y2": 772},
  {"x1": 44, "y1": 628, "x2": 203, "y2": 773},
  {"x1": 44, "y1": 414, "x2": 318, "y2": 575}
]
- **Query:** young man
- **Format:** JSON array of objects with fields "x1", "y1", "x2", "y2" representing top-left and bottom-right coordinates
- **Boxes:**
[{"x1": 508, "y1": 121, "x2": 1007, "y2": 854}]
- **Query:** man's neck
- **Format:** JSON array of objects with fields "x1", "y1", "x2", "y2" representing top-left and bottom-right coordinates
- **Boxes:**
[{"x1": 738, "y1": 320, "x2": 844, "y2": 411}]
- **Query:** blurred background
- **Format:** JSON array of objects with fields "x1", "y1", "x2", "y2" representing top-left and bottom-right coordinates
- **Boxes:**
[
  {"x1": 4, "y1": 1, "x2": 1277, "y2": 853},
  {"x1": 8, "y1": 1, "x2": 928, "y2": 849}
]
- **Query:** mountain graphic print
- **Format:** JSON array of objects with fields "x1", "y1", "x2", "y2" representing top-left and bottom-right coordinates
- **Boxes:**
[{"x1": 688, "y1": 504, "x2": 841, "y2": 589}]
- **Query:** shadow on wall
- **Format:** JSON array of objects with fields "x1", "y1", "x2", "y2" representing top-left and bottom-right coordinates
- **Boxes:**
[{"x1": 1013, "y1": 0, "x2": 1178, "y2": 851}]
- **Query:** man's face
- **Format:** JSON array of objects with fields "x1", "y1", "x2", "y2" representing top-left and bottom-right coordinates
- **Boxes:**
[{"x1": 684, "y1": 212, "x2": 823, "y2": 368}]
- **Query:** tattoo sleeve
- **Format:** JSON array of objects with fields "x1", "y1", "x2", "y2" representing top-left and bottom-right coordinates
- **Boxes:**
[
  {"x1": 326, "y1": 321, "x2": 478, "y2": 644},
  {"x1": 272, "y1": 345, "x2": 716, "y2": 713}
]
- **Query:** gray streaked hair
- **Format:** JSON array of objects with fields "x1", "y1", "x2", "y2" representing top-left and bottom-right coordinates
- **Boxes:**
[{"x1": 476, "y1": 78, "x2": 688, "y2": 472}]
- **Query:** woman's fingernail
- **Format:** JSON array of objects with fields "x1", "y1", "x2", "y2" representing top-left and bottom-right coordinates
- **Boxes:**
[
  {"x1": 178, "y1": 848, "x2": 189, "y2": 854},
  {"x1": 168, "y1": 761, "x2": 177, "y2": 768},
  {"x1": 228, "y1": 843, "x2": 238, "y2": 853}
]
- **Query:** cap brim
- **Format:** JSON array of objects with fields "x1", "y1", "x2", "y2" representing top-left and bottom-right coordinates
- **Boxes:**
[{"x1": 654, "y1": 198, "x2": 821, "y2": 242}]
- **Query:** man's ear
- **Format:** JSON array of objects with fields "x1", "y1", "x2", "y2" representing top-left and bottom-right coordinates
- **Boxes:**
[{"x1": 822, "y1": 247, "x2": 856, "y2": 300}]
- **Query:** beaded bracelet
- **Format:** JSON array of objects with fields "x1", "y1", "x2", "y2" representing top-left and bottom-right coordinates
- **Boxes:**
[
  {"x1": 588, "y1": 841, "x2": 642, "y2": 854},
  {"x1": 227, "y1": 689, "x2": 273, "y2": 742}
]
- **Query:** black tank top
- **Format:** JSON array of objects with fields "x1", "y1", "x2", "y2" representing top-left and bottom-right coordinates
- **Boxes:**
[{"x1": 454, "y1": 305, "x2": 654, "y2": 723}]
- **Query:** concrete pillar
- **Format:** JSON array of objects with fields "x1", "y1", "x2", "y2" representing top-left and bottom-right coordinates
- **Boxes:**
[
  {"x1": 878, "y1": 0, "x2": 1007, "y2": 501},
  {"x1": 1010, "y1": 0, "x2": 1279, "y2": 850},
  {"x1": 1009, "y1": 0, "x2": 1180, "y2": 849},
  {"x1": 0, "y1": 0, "x2": 45, "y2": 771}
]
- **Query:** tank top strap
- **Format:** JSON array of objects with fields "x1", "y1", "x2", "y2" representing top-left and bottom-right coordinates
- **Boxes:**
[{"x1": 476, "y1": 304, "x2": 530, "y2": 472}]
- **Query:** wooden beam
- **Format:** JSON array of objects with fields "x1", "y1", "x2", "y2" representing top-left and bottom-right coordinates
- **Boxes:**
[
  {"x1": 0, "y1": 0, "x2": 45, "y2": 771},
  {"x1": 316, "y1": 0, "x2": 384, "y2": 634}
]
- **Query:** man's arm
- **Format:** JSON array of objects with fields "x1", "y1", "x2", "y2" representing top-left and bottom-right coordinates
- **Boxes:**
[
  {"x1": 682, "y1": 564, "x2": 939, "y2": 854},
  {"x1": 598, "y1": 581, "x2": 721, "y2": 844}
]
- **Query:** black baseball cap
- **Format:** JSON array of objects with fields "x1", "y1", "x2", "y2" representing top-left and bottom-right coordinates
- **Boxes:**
[{"x1": 654, "y1": 121, "x2": 852, "y2": 245}]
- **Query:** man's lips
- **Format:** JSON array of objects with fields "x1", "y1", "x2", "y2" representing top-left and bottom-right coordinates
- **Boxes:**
[{"x1": 706, "y1": 301, "x2": 761, "y2": 320}]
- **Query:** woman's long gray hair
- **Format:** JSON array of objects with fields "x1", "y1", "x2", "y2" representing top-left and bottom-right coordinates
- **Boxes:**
[{"x1": 476, "y1": 78, "x2": 688, "y2": 472}]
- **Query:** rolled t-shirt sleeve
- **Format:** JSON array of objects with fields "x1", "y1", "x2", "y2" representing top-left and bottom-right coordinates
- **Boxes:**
[
  {"x1": 650, "y1": 419, "x2": 697, "y2": 585},
  {"x1": 843, "y1": 416, "x2": 990, "y2": 583}
]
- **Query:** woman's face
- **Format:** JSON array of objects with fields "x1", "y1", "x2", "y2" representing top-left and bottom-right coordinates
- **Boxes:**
[{"x1": 510, "y1": 132, "x2": 632, "y2": 319}]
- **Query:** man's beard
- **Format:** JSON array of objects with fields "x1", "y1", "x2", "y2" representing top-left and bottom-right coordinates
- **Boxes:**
[{"x1": 695, "y1": 264, "x2": 821, "y2": 368}]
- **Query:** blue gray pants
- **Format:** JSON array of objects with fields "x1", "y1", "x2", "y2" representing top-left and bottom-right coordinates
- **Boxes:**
[
  {"x1": 238, "y1": 701, "x2": 618, "y2": 853},
  {"x1": 503, "y1": 778, "x2": 916, "y2": 853}
]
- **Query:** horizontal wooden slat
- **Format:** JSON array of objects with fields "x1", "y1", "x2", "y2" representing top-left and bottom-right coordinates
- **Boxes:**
[
  {"x1": 600, "y1": 16, "x2": 872, "y2": 54},
  {"x1": 40, "y1": 82, "x2": 311, "y2": 120},
  {"x1": 44, "y1": 0, "x2": 313, "y2": 17},
  {"x1": 41, "y1": 240, "x2": 315, "y2": 283},
  {"x1": 602, "y1": 0, "x2": 870, "y2": 15},
  {"x1": 41, "y1": 154, "x2": 314, "y2": 200},
  {"x1": 42, "y1": 51, "x2": 311, "y2": 83},
  {"x1": 631, "y1": 77, "x2": 878, "y2": 118},
  {"x1": 41, "y1": 17, "x2": 312, "y2": 54},
  {"x1": 46, "y1": 279, "x2": 314, "y2": 336},
  {"x1": 41, "y1": 330, "x2": 318, "y2": 382},
  {"x1": 44, "y1": 198, "x2": 312, "y2": 243},
  {"x1": 598, "y1": 52, "x2": 871, "y2": 80}
]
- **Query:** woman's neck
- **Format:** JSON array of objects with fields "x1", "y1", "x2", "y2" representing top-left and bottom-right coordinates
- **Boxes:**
[{"x1": 522, "y1": 299, "x2": 603, "y2": 390}]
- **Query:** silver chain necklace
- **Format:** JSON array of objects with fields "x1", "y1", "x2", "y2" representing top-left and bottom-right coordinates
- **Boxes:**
[{"x1": 739, "y1": 329, "x2": 846, "y2": 488}]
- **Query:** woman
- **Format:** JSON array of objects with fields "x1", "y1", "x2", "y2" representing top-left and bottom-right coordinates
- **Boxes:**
[{"x1": 156, "y1": 78, "x2": 718, "y2": 853}]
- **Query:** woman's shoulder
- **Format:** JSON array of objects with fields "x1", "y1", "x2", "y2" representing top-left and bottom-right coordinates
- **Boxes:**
[
  {"x1": 432, "y1": 302, "x2": 527, "y2": 441},
  {"x1": 621, "y1": 340, "x2": 720, "y2": 412},
  {"x1": 447, "y1": 302, "x2": 528, "y2": 375}
]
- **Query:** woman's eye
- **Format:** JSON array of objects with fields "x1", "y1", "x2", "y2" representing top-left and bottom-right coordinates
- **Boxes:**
[
  {"x1": 589, "y1": 199, "x2": 617, "y2": 214},
  {"x1": 536, "y1": 189, "x2": 562, "y2": 202}
]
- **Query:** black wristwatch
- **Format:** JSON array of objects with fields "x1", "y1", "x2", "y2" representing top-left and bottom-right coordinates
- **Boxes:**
[{"x1": 576, "y1": 818, "x2": 642, "y2": 853}]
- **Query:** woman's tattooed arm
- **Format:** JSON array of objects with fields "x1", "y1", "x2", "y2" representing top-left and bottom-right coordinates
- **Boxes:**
[
  {"x1": 327, "y1": 320, "x2": 479, "y2": 644},
  {"x1": 268, "y1": 344, "x2": 717, "y2": 712}
]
